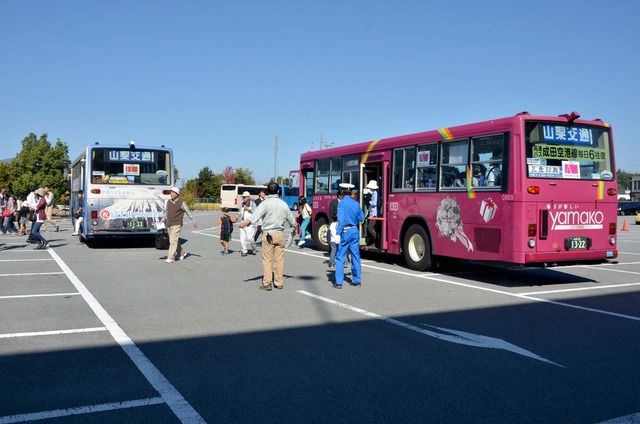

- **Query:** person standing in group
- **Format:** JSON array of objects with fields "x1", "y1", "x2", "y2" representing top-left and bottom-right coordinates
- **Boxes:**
[
  {"x1": 238, "y1": 191, "x2": 258, "y2": 257},
  {"x1": 25, "y1": 186, "x2": 39, "y2": 242},
  {"x1": 334, "y1": 183, "x2": 364, "y2": 289},
  {"x1": 162, "y1": 187, "x2": 198, "y2": 263},
  {"x1": 326, "y1": 189, "x2": 344, "y2": 266},
  {"x1": 239, "y1": 181, "x2": 296, "y2": 291},
  {"x1": 365, "y1": 179, "x2": 380, "y2": 247},
  {"x1": 31, "y1": 188, "x2": 49, "y2": 250},
  {"x1": 297, "y1": 196, "x2": 312, "y2": 246},
  {"x1": 17, "y1": 200, "x2": 29, "y2": 235},
  {"x1": 42, "y1": 185, "x2": 60, "y2": 232},
  {"x1": 72, "y1": 190, "x2": 84, "y2": 236},
  {"x1": 253, "y1": 189, "x2": 266, "y2": 243},
  {"x1": 218, "y1": 207, "x2": 236, "y2": 255}
]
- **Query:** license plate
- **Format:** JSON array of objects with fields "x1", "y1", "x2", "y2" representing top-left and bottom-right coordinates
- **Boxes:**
[
  {"x1": 123, "y1": 219, "x2": 145, "y2": 229},
  {"x1": 564, "y1": 236, "x2": 589, "y2": 250}
]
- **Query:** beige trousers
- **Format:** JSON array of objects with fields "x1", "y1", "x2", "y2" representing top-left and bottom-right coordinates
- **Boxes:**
[
  {"x1": 261, "y1": 231, "x2": 285, "y2": 287},
  {"x1": 167, "y1": 224, "x2": 183, "y2": 259}
]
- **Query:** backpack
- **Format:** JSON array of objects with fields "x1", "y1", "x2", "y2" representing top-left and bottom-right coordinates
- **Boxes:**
[{"x1": 221, "y1": 216, "x2": 233, "y2": 235}]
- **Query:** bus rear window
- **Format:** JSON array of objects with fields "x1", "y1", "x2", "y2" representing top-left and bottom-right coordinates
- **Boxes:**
[
  {"x1": 91, "y1": 148, "x2": 171, "y2": 185},
  {"x1": 524, "y1": 122, "x2": 614, "y2": 181}
]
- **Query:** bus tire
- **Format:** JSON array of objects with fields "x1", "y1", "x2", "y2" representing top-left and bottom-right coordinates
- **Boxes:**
[
  {"x1": 403, "y1": 224, "x2": 433, "y2": 271},
  {"x1": 313, "y1": 216, "x2": 330, "y2": 252}
]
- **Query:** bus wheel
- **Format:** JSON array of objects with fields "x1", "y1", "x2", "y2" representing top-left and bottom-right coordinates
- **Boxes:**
[
  {"x1": 403, "y1": 224, "x2": 433, "y2": 271},
  {"x1": 313, "y1": 217, "x2": 330, "y2": 252}
]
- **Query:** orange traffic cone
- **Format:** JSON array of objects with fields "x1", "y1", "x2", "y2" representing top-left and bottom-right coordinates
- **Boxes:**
[{"x1": 622, "y1": 219, "x2": 629, "y2": 231}]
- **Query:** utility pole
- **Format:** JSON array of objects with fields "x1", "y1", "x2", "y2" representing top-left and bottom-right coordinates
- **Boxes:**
[{"x1": 274, "y1": 136, "x2": 278, "y2": 182}]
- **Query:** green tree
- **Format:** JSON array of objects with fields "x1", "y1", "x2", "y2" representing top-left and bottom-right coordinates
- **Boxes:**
[
  {"x1": 196, "y1": 166, "x2": 218, "y2": 198},
  {"x1": 234, "y1": 167, "x2": 256, "y2": 185},
  {"x1": 617, "y1": 169, "x2": 633, "y2": 192},
  {"x1": 0, "y1": 162, "x2": 12, "y2": 191},
  {"x1": 10, "y1": 133, "x2": 70, "y2": 200}
]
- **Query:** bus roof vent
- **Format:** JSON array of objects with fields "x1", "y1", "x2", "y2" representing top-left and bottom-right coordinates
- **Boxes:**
[
  {"x1": 516, "y1": 111, "x2": 530, "y2": 116},
  {"x1": 594, "y1": 118, "x2": 603, "y2": 122},
  {"x1": 94, "y1": 142, "x2": 99, "y2": 145},
  {"x1": 558, "y1": 111, "x2": 580, "y2": 123}
]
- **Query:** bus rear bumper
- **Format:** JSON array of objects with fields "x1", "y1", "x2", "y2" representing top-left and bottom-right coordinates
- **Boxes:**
[{"x1": 524, "y1": 249, "x2": 618, "y2": 264}]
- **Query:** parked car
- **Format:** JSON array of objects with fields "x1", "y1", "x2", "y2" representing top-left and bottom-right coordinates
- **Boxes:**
[
  {"x1": 618, "y1": 201, "x2": 640, "y2": 215},
  {"x1": 636, "y1": 212, "x2": 640, "y2": 225}
]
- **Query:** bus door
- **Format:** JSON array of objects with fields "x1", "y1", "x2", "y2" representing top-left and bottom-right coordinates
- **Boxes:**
[{"x1": 361, "y1": 162, "x2": 387, "y2": 250}]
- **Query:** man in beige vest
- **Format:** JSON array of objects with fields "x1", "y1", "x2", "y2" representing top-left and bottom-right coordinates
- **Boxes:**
[
  {"x1": 42, "y1": 185, "x2": 60, "y2": 232},
  {"x1": 162, "y1": 187, "x2": 198, "y2": 263}
]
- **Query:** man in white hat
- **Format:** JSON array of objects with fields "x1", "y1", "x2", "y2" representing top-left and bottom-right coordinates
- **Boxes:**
[
  {"x1": 162, "y1": 187, "x2": 198, "y2": 263},
  {"x1": 365, "y1": 179, "x2": 380, "y2": 246},
  {"x1": 238, "y1": 191, "x2": 258, "y2": 256}
]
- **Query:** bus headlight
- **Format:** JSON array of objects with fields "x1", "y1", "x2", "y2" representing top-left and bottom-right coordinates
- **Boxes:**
[
  {"x1": 528, "y1": 239, "x2": 536, "y2": 248},
  {"x1": 609, "y1": 236, "x2": 616, "y2": 245}
]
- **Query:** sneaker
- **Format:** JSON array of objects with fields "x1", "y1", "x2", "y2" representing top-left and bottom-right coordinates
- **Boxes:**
[
  {"x1": 297, "y1": 239, "x2": 305, "y2": 246},
  {"x1": 274, "y1": 285, "x2": 283, "y2": 289},
  {"x1": 41, "y1": 241, "x2": 49, "y2": 249},
  {"x1": 305, "y1": 234, "x2": 311, "y2": 239},
  {"x1": 165, "y1": 259, "x2": 175, "y2": 263},
  {"x1": 252, "y1": 248, "x2": 258, "y2": 255},
  {"x1": 333, "y1": 284, "x2": 342, "y2": 289},
  {"x1": 72, "y1": 232, "x2": 78, "y2": 236},
  {"x1": 55, "y1": 227, "x2": 60, "y2": 232},
  {"x1": 241, "y1": 252, "x2": 248, "y2": 257},
  {"x1": 221, "y1": 250, "x2": 228, "y2": 255},
  {"x1": 259, "y1": 285, "x2": 273, "y2": 291},
  {"x1": 179, "y1": 252, "x2": 187, "y2": 261}
]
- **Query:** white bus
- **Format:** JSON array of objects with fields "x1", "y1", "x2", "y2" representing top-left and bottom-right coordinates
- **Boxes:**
[
  {"x1": 220, "y1": 184, "x2": 267, "y2": 210},
  {"x1": 70, "y1": 142, "x2": 173, "y2": 242}
]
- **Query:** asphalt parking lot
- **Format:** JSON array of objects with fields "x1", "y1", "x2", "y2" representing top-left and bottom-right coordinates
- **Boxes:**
[{"x1": 1, "y1": 213, "x2": 639, "y2": 423}]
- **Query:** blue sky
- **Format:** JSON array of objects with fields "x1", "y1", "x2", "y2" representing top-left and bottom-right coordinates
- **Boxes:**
[{"x1": 2, "y1": 0, "x2": 639, "y2": 185}]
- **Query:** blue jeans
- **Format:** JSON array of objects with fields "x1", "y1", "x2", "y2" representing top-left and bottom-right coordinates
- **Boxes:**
[
  {"x1": 335, "y1": 227, "x2": 361, "y2": 286},
  {"x1": 300, "y1": 217, "x2": 311, "y2": 238},
  {"x1": 31, "y1": 222, "x2": 47, "y2": 245},
  {"x1": 2, "y1": 216, "x2": 17, "y2": 234}
]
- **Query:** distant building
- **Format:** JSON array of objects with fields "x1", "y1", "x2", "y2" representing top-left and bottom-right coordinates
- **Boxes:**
[{"x1": 631, "y1": 175, "x2": 640, "y2": 201}]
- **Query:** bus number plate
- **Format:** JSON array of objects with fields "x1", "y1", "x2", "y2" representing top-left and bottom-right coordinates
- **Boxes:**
[
  {"x1": 123, "y1": 219, "x2": 145, "y2": 229},
  {"x1": 565, "y1": 236, "x2": 588, "y2": 250}
]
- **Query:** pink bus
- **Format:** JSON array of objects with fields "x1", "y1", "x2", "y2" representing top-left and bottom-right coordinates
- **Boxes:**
[{"x1": 299, "y1": 111, "x2": 618, "y2": 271}]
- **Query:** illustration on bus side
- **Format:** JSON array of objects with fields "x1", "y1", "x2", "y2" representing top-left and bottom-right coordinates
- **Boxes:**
[
  {"x1": 436, "y1": 197, "x2": 473, "y2": 251},
  {"x1": 96, "y1": 187, "x2": 165, "y2": 230},
  {"x1": 480, "y1": 197, "x2": 497, "y2": 222}
]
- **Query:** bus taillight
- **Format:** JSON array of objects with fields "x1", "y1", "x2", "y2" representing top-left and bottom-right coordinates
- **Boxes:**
[
  {"x1": 90, "y1": 189, "x2": 101, "y2": 194},
  {"x1": 162, "y1": 189, "x2": 172, "y2": 195},
  {"x1": 608, "y1": 188, "x2": 617, "y2": 196},
  {"x1": 527, "y1": 186, "x2": 540, "y2": 195},
  {"x1": 610, "y1": 222, "x2": 616, "y2": 235},
  {"x1": 528, "y1": 223, "x2": 537, "y2": 237},
  {"x1": 91, "y1": 210, "x2": 98, "y2": 219}
]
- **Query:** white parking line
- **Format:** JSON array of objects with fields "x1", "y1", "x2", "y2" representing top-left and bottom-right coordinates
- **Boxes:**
[
  {"x1": 45, "y1": 248, "x2": 206, "y2": 423},
  {"x1": 0, "y1": 272, "x2": 65, "y2": 278},
  {"x1": 0, "y1": 292, "x2": 79, "y2": 300},
  {"x1": 0, "y1": 397, "x2": 164, "y2": 424},
  {"x1": 0, "y1": 327, "x2": 106, "y2": 339}
]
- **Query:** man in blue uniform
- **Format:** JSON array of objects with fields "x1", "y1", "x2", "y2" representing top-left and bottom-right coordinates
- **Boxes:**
[{"x1": 334, "y1": 183, "x2": 365, "y2": 289}]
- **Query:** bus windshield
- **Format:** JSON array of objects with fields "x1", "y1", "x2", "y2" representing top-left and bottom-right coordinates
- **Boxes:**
[
  {"x1": 90, "y1": 148, "x2": 171, "y2": 185},
  {"x1": 524, "y1": 122, "x2": 614, "y2": 181}
]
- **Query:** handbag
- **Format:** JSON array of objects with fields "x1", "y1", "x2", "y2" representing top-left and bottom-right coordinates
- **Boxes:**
[
  {"x1": 155, "y1": 230, "x2": 170, "y2": 250},
  {"x1": 1, "y1": 210, "x2": 9, "y2": 218}
]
